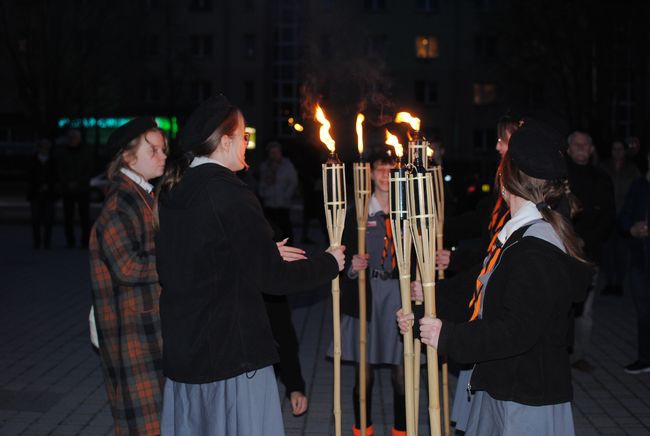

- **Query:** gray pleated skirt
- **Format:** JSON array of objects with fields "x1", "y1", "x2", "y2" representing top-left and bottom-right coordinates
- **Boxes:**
[
  {"x1": 161, "y1": 366, "x2": 285, "y2": 436},
  {"x1": 465, "y1": 390, "x2": 574, "y2": 436},
  {"x1": 451, "y1": 368, "x2": 473, "y2": 431},
  {"x1": 330, "y1": 277, "x2": 403, "y2": 365}
]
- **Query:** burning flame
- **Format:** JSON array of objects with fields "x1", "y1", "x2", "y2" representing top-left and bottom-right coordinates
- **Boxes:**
[
  {"x1": 427, "y1": 146, "x2": 434, "y2": 158},
  {"x1": 314, "y1": 104, "x2": 335, "y2": 153},
  {"x1": 395, "y1": 112, "x2": 421, "y2": 132},
  {"x1": 385, "y1": 130, "x2": 403, "y2": 158},
  {"x1": 356, "y1": 113, "x2": 365, "y2": 155}
]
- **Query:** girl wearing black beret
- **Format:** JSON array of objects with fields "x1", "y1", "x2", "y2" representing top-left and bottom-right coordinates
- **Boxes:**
[
  {"x1": 155, "y1": 95, "x2": 345, "y2": 435},
  {"x1": 398, "y1": 119, "x2": 593, "y2": 435},
  {"x1": 89, "y1": 118, "x2": 168, "y2": 435}
]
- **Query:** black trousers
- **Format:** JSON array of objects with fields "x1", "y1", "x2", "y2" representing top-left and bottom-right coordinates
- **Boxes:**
[
  {"x1": 30, "y1": 195, "x2": 55, "y2": 248},
  {"x1": 263, "y1": 294, "x2": 305, "y2": 395},
  {"x1": 62, "y1": 192, "x2": 90, "y2": 248}
]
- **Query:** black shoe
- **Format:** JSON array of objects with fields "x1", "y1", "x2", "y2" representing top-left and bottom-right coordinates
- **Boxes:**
[
  {"x1": 571, "y1": 359, "x2": 595, "y2": 372},
  {"x1": 624, "y1": 361, "x2": 650, "y2": 374}
]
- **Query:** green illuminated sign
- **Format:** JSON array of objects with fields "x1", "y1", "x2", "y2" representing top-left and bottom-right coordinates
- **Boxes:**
[{"x1": 58, "y1": 116, "x2": 179, "y2": 138}]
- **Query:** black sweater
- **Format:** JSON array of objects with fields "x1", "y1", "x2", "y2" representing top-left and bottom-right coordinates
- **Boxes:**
[
  {"x1": 156, "y1": 163, "x2": 339, "y2": 384},
  {"x1": 430, "y1": 225, "x2": 593, "y2": 406}
]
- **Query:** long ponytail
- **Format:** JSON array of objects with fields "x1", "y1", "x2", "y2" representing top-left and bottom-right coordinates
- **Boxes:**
[{"x1": 501, "y1": 154, "x2": 588, "y2": 262}]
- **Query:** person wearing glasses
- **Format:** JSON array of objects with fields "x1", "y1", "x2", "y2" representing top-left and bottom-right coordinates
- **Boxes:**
[{"x1": 155, "y1": 95, "x2": 345, "y2": 435}]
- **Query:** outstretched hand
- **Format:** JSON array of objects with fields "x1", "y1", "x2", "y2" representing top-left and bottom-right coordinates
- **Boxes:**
[{"x1": 276, "y1": 238, "x2": 307, "y2": 262}]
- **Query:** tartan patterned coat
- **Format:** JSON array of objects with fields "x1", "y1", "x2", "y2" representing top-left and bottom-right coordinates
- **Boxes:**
[{"x1": 89, "y1": 173, "x2": 163, "y2": 435}]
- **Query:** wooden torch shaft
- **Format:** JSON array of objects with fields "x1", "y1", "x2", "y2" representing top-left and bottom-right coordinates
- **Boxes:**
[
  {"x1": 424, "y1": 283, "x2": 441, "y2": 436},
  {"x1": 332, "y1": 274, "x2": 342, "y2": 436},
  {"x1": 399, "y1": 274, "x2": 416, "y2": 436},
  {"x1": 357, "y1": 228, "x2": 368, "y2": 436}
]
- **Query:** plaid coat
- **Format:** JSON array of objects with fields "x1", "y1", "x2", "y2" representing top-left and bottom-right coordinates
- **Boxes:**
[{"x1": 89, "y1": 173, "x2": 163, "y2": 435}]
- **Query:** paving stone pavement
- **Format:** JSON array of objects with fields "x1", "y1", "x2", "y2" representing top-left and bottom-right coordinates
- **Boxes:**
[{"x1": 0, "y1": 223, "x2": 649, "y2": 435}]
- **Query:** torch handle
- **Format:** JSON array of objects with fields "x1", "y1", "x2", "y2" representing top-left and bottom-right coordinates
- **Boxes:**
[
  {"x1": 331, "y1": 274, "x2": 342, "y2": 436},
  {"x1": 414, "y1": 338, "x2": 421, "y2": 436},
  {"x1": 400, "y1": 274, "x2": 417, "y2": 436},
  {"x1": 423, "y1": 282, "x2": 441, "y2": 436},
  {"x1": 357, "y1": 227, "x2": 368, "y2": 436}
]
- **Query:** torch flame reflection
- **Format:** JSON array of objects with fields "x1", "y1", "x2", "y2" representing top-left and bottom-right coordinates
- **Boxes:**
[
  {"x1": 315, "y1": 104, "x2": 336, "y2": 153},
  {"x1": 385, "y1": 130, "x2": 403, "y2": 158},
  {"x1": 395, "y1": 112, "x2": 421, "y2": 132},
  {"x1": 356, "y1": 113, "x2": 365, "y2": 156}
]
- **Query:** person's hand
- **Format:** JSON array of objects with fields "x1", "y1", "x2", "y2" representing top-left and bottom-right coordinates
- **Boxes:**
[
  {"x1": 419, "y1": 316, "x2": 442, "y2": 348},
  {"x1": 396, "y1": 308, "x2": 414, "y2": 335},
  {"x1": 351, "y1": 254, "x2": 369, "y2": 272},
  {"x1": 410, "y1": 280, "x2": 423, "y2": 303},
  {"x1": 326, "y1": 245, "x2": 346, "y2": 271},
  {"x1": 436, "y1": 249, "x2": 451, "y2": 271},
  {"x1": 630, "y1": 221, "x2": 649, "y2": 238},
  {"x1": 290, "y1": 391, "x2": 308, "y2": 416},
  {"x1": 276, "y1": 238, "x2": 307, "y2": 262}
]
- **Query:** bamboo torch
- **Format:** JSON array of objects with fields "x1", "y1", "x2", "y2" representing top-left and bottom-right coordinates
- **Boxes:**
[
  {"x1": 395, "y1": 112, "x2": 424, "y2": 435},
  {"x1": 431, "y1": 163, "x2": 450, "y2": 436},
  {"x1": 353, "y1": 114, "x2": 371, "y2": 436},
  {"x1": 407, "y1": 163, "x2": 441, "y2": 436},
  {"x1": 387, "y1": 130, "x2": 416, "y2": 436},
  {"x1": 316, "y1": 104, "x2": 347, "y2": 436}
]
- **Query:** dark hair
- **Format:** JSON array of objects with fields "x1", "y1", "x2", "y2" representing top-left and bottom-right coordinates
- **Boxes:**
[
  {"x1": 497, "y1": 115, "x2": 523, "y2": 142},
  {"x1": 154, "y1": 108, "x2": 241, "y2": 228},
  {"x1": 106, "y1": 127, "x2": 168, "y2": 180},
  {"x1": 500, "y1": 153, "x2": 587, "y2": 262},
  {"x1": 157, "y1": 108, "x2": 241, "y2": 195}
]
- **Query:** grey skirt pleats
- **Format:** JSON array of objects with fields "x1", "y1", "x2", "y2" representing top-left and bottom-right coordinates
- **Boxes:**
[
  {"x1": 333, "y1": 277, "x2": 403, "y2": 365},
  {"x1": 465, "y1": 390, "x2": 574, "y2": 436},
  {"x1": 161, "y1": 366, "x2": 285, "y2": 436}
]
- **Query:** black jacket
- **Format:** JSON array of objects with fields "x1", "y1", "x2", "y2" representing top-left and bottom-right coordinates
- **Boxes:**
[
  {"x1": 156, "y1": 163, "x2": 339, "y2": 384},
  {"x1": 435, "y1": 225, "x2": 593, "y2": 406}
]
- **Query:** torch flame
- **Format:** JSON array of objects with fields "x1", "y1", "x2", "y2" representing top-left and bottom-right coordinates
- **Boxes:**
[
  {"x1": 427, "y1": 146, "x2": 434, "y2": 157},
  {"x1": 356, "y1": 113, "x2": 365, "y2": 155},
  {"x1": 385, "y1": 130, "x2": 403, "y2": 158},
  {"x1": 315, "y1": 104, "x2": 336, "y2": 153},
  {"x1": 395, "y1": 112, "x2": 421, "y2": 132}
]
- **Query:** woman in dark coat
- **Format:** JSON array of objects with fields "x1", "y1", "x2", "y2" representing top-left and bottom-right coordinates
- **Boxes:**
[
  {"x1": 89, "y1": 118, "x2": 168, "y2": 435},
  {"x1": 399, "y1": 119, "x2": 593, "y2": 435},
  {"x1": 155, "y1": 95, "x2": 345, "y2": 436}
]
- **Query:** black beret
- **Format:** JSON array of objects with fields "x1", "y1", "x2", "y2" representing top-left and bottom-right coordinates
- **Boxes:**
[
  {"x1": 177, "y1": 94, "x2": 236, "y2": 153},
  {"x1": 508, "y1": 118, "x2": 567, "y2": 179},
  {"x1": 106, "y1": 117, "x2": 157, "y2": 157}
]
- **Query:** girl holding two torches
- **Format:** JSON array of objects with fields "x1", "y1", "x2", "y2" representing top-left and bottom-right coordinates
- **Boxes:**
[{"x1": 399, "y1": 119, "x2": 592, "y2": 434}]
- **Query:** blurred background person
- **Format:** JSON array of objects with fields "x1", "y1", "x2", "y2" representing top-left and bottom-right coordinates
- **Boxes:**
[
  {"x1": 566, "y1": 130, "x2": 616, "y2": 371},
  {"x1": 27, "y1": 138, "x2": 57, "y2": 249},
  {"x1": 57, "y1": 128, "x2": 93, "y2": 249},
  {"x1": 258, "y1": 141, "x2": 298, "y2": 243},
  {"x1": 599, "y1": 139, "x2": 639, "y2": 295},
  {"x1": 619, "y1": 147, "x2": 650, "y2": 374}
]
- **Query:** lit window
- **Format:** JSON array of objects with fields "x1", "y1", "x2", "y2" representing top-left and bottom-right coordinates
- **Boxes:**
[
  {"x1": 415, "y1": 80, "x2": 438, "y2": 104},
  {"x1": 415, "y1": 36, "x2": 439, "y2": 59},
  {"x1": 473, "y1": 83, "x2": 496, "y2": 105}
]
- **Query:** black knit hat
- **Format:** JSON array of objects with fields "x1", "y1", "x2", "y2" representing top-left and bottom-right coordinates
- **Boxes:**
[
  {"x1": 508, "y1": 118, "x2": 567, "y2": 180},
  {"x1": 177, "y1": 94, "x2": 236, "y2": 153},
  {"x1": 106, "y1": 117, "x2": 157, "y2": 157}
]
